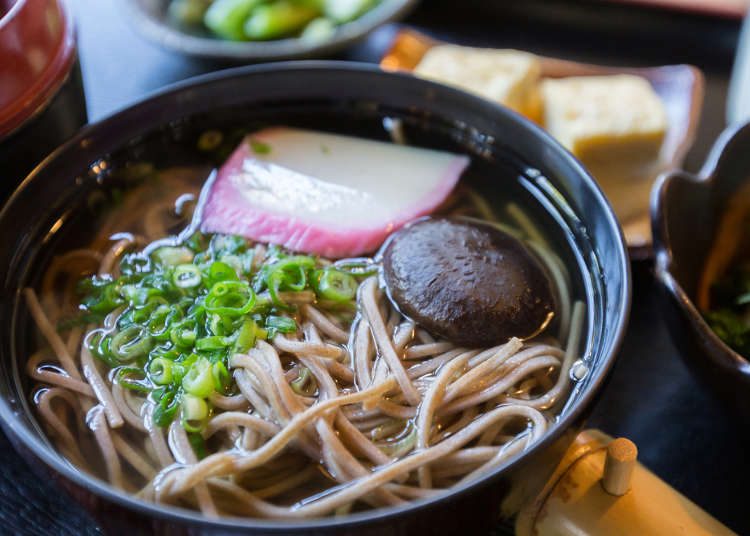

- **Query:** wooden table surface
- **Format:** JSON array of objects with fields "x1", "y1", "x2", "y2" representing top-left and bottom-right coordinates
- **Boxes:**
[{"x1": 0, "y1": 0, "x2": 746, "y2": 534}]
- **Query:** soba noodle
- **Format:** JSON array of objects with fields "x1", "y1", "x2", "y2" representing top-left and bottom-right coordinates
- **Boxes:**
[{"x1": 25, "y1": 170, "x2": 584, "y2": 519}]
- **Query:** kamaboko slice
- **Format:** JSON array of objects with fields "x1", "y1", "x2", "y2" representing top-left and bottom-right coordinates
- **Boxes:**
[{"x1": 201, "y1": 127, "x2": 469, "y2": 257}]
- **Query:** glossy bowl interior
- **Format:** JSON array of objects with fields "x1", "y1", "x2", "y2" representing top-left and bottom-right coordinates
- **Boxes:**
[
  {"x1": 0, "y1": 62, "x2": 630, "y2": 535},
  {"x1": 126, "y1": 0, "x2": 417, "y2": 60},
  {"x1": 652, "y1": 120, "x2": 750, "y2": 419}
]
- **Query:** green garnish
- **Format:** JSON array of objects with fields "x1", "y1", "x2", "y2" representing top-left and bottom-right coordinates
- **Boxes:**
[
  {"x1": 290, "y1": 367, "x2": 317, "y2": 396},
  {"x1": 116, "y1": 367, "x2": 151, "y2": 393},
  {"x1": 312, "y1": 267, "x2": 358, "y2": 302},
  {"x1": 187, "y1": 431, "x2": 209, "y2": 459},
  {"x1": 197, "y1": 129, "x2": 224, "y2": 152},
  {"x1": 704, "y1": 262, "x2": 750, "y2": 358},
  {"x1": 249, "y1": 138, "x2": 271, "y2": 154},
  {"x1": 68, "y1": 232, "x2": 362, "y2": 432},
  {"x1": 152, "y1": 387, "x2": 180, "y2": 427}
]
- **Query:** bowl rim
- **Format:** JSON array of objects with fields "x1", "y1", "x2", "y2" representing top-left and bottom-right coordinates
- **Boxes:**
[
  {"x1": 124, "y1": 0, "x2": 418, "y2": 60},
  {"x1": 0, "y1": 61, "x2": 632, "y2": 531},
  {"x1": 652, "y1": 119, "x2": 750, "y2": 376}
]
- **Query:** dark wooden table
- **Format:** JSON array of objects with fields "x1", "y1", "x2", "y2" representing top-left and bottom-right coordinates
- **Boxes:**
[{"x1": 1, "y1": 1, "x2": 746, "y2": 534}]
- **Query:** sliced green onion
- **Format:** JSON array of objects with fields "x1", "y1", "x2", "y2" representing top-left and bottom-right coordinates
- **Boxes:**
[
  {"x1": 249, "y1": 138, "x2": 271, "y2": 154},
  {"x1": 169, "y1": 354, "x2": 194, "y2": 385},
  {"x1": 131, "y1": 300, "x2": 163, "y2": 324},
  {"x1": 182, "y1": 394, "x2": 209, "y2": 421},
  {"x1": 290, "y1": 367, "x2": 317, "y2": 396},
  {"x1": 153, "y1": 389, "x2": 180, "y2": 427},
  {"x1": 70, "y1": 229, "x2": 376, "y2": 437},
  {"x1": 85, "y1": 330, "x2": 118, "y2": 367},
  {"x1": 265, "y1": 315, "x2": 297, "y2": 336},
  {"x1": 178, "y1": 352, "x2": 199, "y2": 369},
  {"x1": 377, "y1": 422, "x2": 416, "y2": 458},
  {"x1": 370, "y1": 418, "x2": 406, "y2": 441},
  {"x1": 232, "y1": 318, "x2": 259, "y2": 354},
  {"x1": 197, "y1": 129, "x2": 223, "y2": 151},
  {"x1": 208, "y1": 312, "x2": 235, "y2": 336},
  {"x1": 153, "y1": 246, "x2": 194, "y2": 266},
  {"x1": 210, "y1": 234, "x2": 247, "y2": 256},
  {"x1": 266, "y1": 275, "x2": 286, "y2": 308},
  {"x1": 152, "y1": 386, "x2": 167, "y2": 401},
  {"x1": 212, "y1": 361, "x2": 230, "y2": 391},
  {"x1": 181, "y1": 394, "x2": 209, "y2": 432},
  {"x1": 218, "y1": 254, "x2": 243, "y2": 277},
  {"x1": 256, "y1": 255, "x2": 316, "y2": 307},
  {"x1": 149, "y1": 343, "x2": 180, "y2": 362},
  {"x1": 116, "y1": 367, "x2": 151, "y2": 392},
  {"x1": 171, "y1": 324, "x2": 197, "y2": 347},
  {"x1": 182, "y1": 358, "x2": 215, "y2": 398},
  {"x1": 256, "y1": 256, "x2": 315, "y2": 290},
  {"x1": 313, "y1": 268, "x2": 357, "y2": 302},
  {"x1": 120, "y1": 285, "x2": 157, "y2": 307},
  {"x1": 185, "y1": 232, "x2": 207, "y2": 253},
  {"x1": 277, "y1": 256, "x2": 315, "y2": 291},
  {"x1": 111, "y1": 326, "x2": 153, "y2": 362},
  {"x1": 195, "y1": 335, "x2": 233, "y2": 351},
  {"x1": 80, "y1": 280, "x2": 125, "y2": 314},
  {"x1": 205, "y1": 281, "x2": 255, "y2": 316},
  {"x1": 187, "y1": 431, "x2": 208, "y2": 459},
  {"x1": 147, "y1": 305, "x2": 182, "y2": 340},
  {"x1": 208, "y1": 261, "x2": 239, "y2": 284},
  {"x1": 185, "y1": 296, "x2": 206, "y2": 320},
  {"x1": 148, "y1": 357, "x2": 175, "y2": 385},
  {"x1": 174, "y1": 264, "x2": 203, "y2": 288}
]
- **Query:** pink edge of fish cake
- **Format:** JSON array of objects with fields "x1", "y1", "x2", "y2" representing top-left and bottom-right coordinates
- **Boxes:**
[{"x1": 201, "y1": 139, "x2": 470, "y2": 258}]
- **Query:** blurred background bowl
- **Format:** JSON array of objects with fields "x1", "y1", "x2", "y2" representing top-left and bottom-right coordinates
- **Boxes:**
[{"x1": 125, "y1": 0, "x2": 418, "y2": 61}]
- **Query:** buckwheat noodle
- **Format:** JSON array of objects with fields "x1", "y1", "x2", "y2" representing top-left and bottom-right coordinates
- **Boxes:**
[{"x1": 24, "y1": 172, "x2": 585, "y2": 519}]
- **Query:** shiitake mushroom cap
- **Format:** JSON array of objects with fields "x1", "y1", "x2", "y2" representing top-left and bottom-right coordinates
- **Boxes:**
[{"x1": 381, "y1": 217, "x2": 556, "y2": 346}]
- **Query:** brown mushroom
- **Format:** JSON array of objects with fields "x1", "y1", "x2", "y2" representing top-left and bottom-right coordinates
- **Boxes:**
[{"x1": 381, "y1": 218, "x2": 555, "y2": 346}]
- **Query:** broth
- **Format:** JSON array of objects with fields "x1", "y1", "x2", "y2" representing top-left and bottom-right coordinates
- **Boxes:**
[{"x1": 23, "y1": 118, "x2": 588, "y2": 519}]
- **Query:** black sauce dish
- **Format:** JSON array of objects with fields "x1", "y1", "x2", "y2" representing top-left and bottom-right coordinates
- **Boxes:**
[
  {"x1": 0, "y1": 62, "x2": 631, "y2": 535},
  {"x1": 652, "y1": 121, "x2": 750, "y2": 420}
]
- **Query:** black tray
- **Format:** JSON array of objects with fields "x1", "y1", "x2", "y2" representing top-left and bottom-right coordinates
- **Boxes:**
[{"x1": 1, "y1": 0, "x2": 744, "y2": 534}]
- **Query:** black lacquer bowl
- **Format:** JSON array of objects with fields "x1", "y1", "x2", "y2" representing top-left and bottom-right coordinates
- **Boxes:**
[
  {"x1": 0, "y1": 63, "x2": 630, "y2": 535},
  {"x1": 653, "y1": 121, "x2": 750, "y2": 420}
]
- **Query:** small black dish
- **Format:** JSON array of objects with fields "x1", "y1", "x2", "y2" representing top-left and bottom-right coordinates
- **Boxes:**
[
  {"x1": 652, "y1": 121, "x2": 750, "y2": 419},
  {"x1": 0, "y1": 62, "x2": 630, "y2": 535}
]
